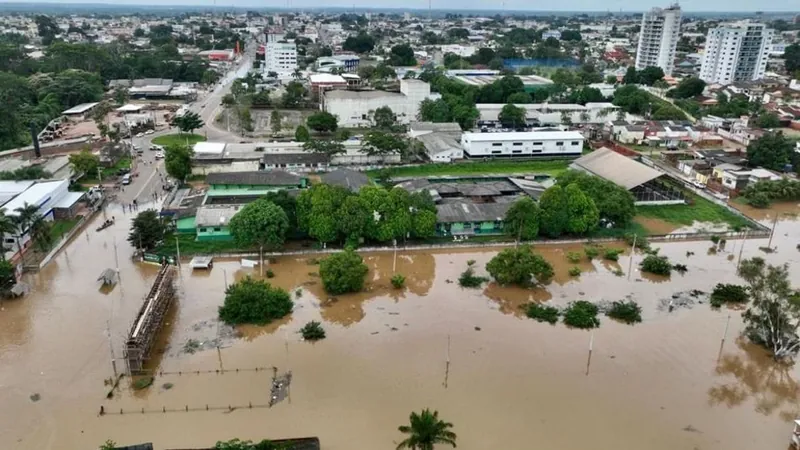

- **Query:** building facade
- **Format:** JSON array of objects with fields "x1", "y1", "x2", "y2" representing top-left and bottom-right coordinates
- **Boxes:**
[
  {"x1": 635, "y1": 4, "x2": 681, "y2": 75},
  {"x1": 322, "y1": 79, "x2": 440, "y2": 128},
  {"x1": 460, "y1": 130, "x2": 585, "y2": 158},
  {"x1": 699, "y1": 22, "x2": 774, "y2": 85},
  {"x1": 264, "y1": 32, "x2": 297, "y2": 78}
]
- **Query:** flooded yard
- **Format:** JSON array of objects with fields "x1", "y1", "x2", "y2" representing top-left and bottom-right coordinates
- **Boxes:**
[{"x1": 2, "y1": 203, "x2": 800, "y2": 449}]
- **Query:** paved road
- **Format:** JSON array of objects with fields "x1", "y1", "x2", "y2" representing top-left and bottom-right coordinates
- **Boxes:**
[{"x1": 113, "y1": 46, "x2": 255, "y2": 206}]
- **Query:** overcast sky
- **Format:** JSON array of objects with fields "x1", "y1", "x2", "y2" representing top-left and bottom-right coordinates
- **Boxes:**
[{"x1": 6, "y1": 0, "x2": 798, "y2": 12}]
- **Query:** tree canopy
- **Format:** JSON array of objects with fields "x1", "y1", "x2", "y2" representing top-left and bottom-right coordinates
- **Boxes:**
[
  {"x1": 170, "y1": 111, "x2": 204, "y2": 134},
  {"x1": 127, "y1": 210, "x2": 167, "y2": 251},
  {"x1": 164, "y1": 144, "x2": 193, "y2": 182},
  {"x1": 218, "y1": 277, "x2": 293, "y2": 325},
  {"x1": 306, "y1": 111, "x2": 338, "y2": 133},
  {"x1": 228, "y1": 199, "x2": 290, "y2": 251},
  {"x1": 319, "y1": 249, "x2": 369, "y2": 295},
  {"x1": 746, "y1": 132, "x2": 795, "y2": 172},
  {"x1": 389, "y1": 43, "x2": 417, "y2": 66},
  {"x1": 557, "y1": 171, "x2": 635, "y2": 226},
  {"x1": 342, "y1": 32, "x2": 375, "y2": 54},
  {"x1": 486, "y1": 245, "x2": 554, "y2": 286},
  {"x1": 668, "y1": 77, "x2": 706, "y2": 99},
  {"x1": 504, "y1": 196, "x2": 540, "y2": 240},
  {"x1": 396, "y1": 409, "x2": 457, "y2": 450},
  {"x1": 498, "y1": 104, "x2": 527, "y2": 128}
]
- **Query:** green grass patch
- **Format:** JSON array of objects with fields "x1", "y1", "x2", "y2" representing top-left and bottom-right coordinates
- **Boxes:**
[
  {"x1": 367, "y1": 159, "x2": 571, "y2": 179},
  {"x1": 151, "y1": 133, "x2": 206, "y2": 147},
  {"x1": 49, "y1": 218, "x2": 81, "y2": 242},
  {"x1": 80, "y1": 157, "x2": 132, "y2": 184},
  {"x1": 636, "y1": 194, "x2": 752, "y2": 230}
]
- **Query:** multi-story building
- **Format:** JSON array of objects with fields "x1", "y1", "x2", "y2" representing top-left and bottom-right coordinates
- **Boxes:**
[
  {"x1": 699, "y1": 22, "x2": 774, "y2": 85},
  {"x1": 264, "y1": 31, "x2": 297, "y2": 78},
  {"x1": 635, "y1": 4, "x2": 681, "y2": 75}
]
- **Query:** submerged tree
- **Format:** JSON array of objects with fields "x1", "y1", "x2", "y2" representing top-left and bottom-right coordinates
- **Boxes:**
[
  {"x1": 396, "y1": 408, "x2": 457, "y2": 450},
  {"x1": 738, "y1": 257, "x2": 800, "y2": 360}
]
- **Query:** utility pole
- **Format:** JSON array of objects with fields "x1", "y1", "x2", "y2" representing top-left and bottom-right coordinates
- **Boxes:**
[
  {"x1": 767, "y1": 212, "x2": 780, "y2": 249},
  {"x1": 627, "y1": 234, "x2": 637, "y2": 280},
  {"x1": 737, "y1": 230, "x2": 748, "y2": 270},
  {"x1": 113, "y1": 237, "x2": 120, "y2": 275},
  {"x1": 175, "y1": 236, "x2": 181, "y2": 267}
]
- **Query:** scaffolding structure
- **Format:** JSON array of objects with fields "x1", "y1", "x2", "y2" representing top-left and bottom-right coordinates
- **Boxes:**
[{"x1": 124, "y1": 264, "x2": 176, "y2": 374}]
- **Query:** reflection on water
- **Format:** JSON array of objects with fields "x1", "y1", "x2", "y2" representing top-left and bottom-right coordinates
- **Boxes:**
[
  {"x1": 3, "y1": 204, "x2": 800, "y2": 450},
  {"x1": 710, "y1": 338, "x2": 800, "y2": 419}
]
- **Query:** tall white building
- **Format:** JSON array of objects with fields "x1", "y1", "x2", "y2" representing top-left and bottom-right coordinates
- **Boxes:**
[
  {"x1": 264, "y1": 31, "x2": 298, "y2": 78},
  {"x1": 699, "y1": 22, "x2": 774, "y2": 85},
  {"x1": 635, "y1": 4, "x2": 682, "y2": 75}
]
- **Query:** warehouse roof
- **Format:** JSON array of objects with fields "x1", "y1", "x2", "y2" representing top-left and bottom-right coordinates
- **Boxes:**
[
  {"x1": 62, "y1": 102, "x2": 99, "y2": 115},
  {"x1": 570, "y1": 147, "x2": 662, "y2": 190},
  {"x1": 321, "y1": 168, "x2": 369, "y2": 192},
  {"x1": 436, "y1": 202, "x2": 511, "y2": 223},
  {"x1": 195, "y1": 205, "x2": 241, "y2": 227},
  {"x1": 206, "y1": 171, "x2": 303, "y2": 186}
]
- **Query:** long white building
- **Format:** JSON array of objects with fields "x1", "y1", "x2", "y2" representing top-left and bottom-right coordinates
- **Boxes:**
[
  {"x1": 460, "y1": 130, "x2": 584, "y2": 159},
  {"x1": 322, "y1": 79, "x2": 440, "y2": 128},
  {"x1": 699, "y1": 22, "x2": 774, "y2": 85},
  {"x1": 635, "y1": 4, "x2": 681, "y2": 76}
]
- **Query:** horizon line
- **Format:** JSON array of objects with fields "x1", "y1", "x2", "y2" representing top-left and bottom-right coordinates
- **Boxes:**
[{"x1": 0, "y1": 1, "x2": 794, "y2": 14}]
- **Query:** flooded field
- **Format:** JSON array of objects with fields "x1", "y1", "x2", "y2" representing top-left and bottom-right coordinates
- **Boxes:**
[{"x1": 2, "y1": 202, "x2": 800, "y2": 450}]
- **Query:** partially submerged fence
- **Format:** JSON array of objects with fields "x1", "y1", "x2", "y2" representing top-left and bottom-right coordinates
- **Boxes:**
[{"x1": 124, "y1": 264, "x2": 176, "y2": 374}]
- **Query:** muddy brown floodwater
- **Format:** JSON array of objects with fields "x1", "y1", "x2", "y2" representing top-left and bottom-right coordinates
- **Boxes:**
[{"x1": 2, "y1": 203, "x2": 800, "y2": 450}]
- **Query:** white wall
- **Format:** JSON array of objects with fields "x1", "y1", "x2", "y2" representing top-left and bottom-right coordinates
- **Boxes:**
[
  {"x1": 461, "y1": 135, "x2": 584, "y2": 157},
  {"x1": 324, "y1": 80, "x2": 440, "y2": 128}
]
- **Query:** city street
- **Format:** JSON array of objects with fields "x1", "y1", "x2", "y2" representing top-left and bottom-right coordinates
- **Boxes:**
[{"x1": 115, "y1": 44, "x2": 255, "y2": 206}]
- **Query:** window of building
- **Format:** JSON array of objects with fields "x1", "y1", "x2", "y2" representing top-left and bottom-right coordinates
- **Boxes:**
[
  {"x1": 512, "y1": 150, "x2": 522, "y2": 154},
  {"x1": 533, "y1": 141, "x2": 543, "y2": 145},
  {"x1": 571, "y1": 141, "x2": 580, "y2": 146},
  {"x1": 199, "y1": 228, "x2": 206, "y2": 232},
  {"x1": 492, "y1": 142, "x2": 502, "y2": 147},
  {"x1": 531, "y1": 149, "x2": 542, "y2": 153},
  {"x1": 556, "y1": 141, "x2": 564, "y2": 146},
  {"x1": 213, "y1": 227, "x2": 221, "y2": 232},
  {"x1": 491, "y1": 150, "x2": 502, "y2": 154},
  {"x1": 512, "y1": 142, "x2": 523, "y2": 146}
]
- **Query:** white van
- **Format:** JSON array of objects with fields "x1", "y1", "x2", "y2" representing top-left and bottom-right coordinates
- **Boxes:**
[{"x1": 121, "y1": 174, "x2": 132, "y2": 185}]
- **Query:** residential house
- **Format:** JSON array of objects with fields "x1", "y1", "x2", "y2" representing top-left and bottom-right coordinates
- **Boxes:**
[
  {"x1": 195, "y1": 204, "x2": 240, "y2": 241},
  {"x1": 320, "y1": 168, "x2": 370, "y2": 193}
]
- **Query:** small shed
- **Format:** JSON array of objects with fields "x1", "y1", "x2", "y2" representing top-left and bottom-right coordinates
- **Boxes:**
[{"x1": 190, "y1": 256, "x2": 213, "y2": 270}]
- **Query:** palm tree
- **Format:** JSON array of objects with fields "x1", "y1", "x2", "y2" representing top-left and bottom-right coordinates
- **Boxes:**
[
  {"x1": 30, "y1": 215, "x2": 52, "y2": 252},
  {"x1": 396, "y1": 409, "x2": 457, "y2": 450},
  {"x1": 13, "y1": 203, "x2": 41, "y2": 255},
  {"x1": 292, "y1": 68, "x2": 303, "y2": 80}
]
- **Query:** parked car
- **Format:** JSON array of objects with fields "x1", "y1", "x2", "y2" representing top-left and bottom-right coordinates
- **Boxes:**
[
  {"x1": 135, "y1": 132, "x2": 144, "y2": 138},
  {"x1": 692, "y1": 180, "x2": 706, "y2": 189},
  {"x1": 121, "y1": 174, "x2": 131, "y2": 185},
  {"x1": 149, "y1": 144, "x2": 163, "y2": 151},
  {"x1": 154, "y1": 151, "x2": 165, "y2": 159},
  {"x1": 144, "y1": 129, "x2": 155, "y2": 135}
]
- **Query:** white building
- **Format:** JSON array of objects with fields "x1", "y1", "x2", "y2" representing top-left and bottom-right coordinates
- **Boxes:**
[
  {"x1": 322, "y1": 79, "x2": 440, "y2": 128},
  {"x1": 264, "y1": 32, "x2": 297, "y2": 78},
  {"x1": 476, "y1": 103, "x2": 619, "y2": 125},
  {"x1": 460, "y1": 130, "x2": 584, "y2": 158},
  {"x1": 699, "y1": 22, "x2": 774, "y2": 85},
  {"x1": 635, "y1": 4, "x2": 681, "y2": 75},
  {"x1": 439, "y1": 45, "x2": 477, "y2": 58}
]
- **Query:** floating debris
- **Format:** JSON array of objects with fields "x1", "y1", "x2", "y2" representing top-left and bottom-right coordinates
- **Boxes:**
[
  {"x1": 29, "y1": 393, "x2": 40, "y2": 402},
  {"x1": 269, "y1": 370, "x2": 292, "y2": 407}
]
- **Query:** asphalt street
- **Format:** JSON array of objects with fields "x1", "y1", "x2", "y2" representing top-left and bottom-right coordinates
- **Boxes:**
[{"x1": 113, "y1": 44, "x2": 255, "y2": 207}]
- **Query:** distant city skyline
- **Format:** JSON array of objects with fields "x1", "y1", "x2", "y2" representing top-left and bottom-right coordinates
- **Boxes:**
[{"x1": 0, "y1": 0, "x2": 797, "y2": 13}]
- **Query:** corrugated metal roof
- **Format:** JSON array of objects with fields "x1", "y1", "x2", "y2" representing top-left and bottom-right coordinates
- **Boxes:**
[
  {"x1": 207, "y1": 171, "x2": 302, "y2": 186},
  {"x1": 570, "y1": 148, "x2": 663, "y2": 190},
  {"x1": 195, "y1": 205, "x2": 241, "y2": 227},
  {"x1": 436, "y1": 202, "x2": 511, "y2": 223}
]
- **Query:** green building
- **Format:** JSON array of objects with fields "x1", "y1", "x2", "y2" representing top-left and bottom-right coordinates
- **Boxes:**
[
  {"x1": 435, "y1": 202, "x2": 510, "y2": 236},
  {"x1": 195, "y1": 205, "x2": 240, "y2": 241},
  {"x1": 205, "y1": 171, "x2": 308, "y2": 204}
]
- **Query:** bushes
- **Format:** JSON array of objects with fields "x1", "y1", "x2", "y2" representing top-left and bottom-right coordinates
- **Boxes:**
[
  {"x1": 672, "y1": 263, "x2": 688, "y2": 274},
  {"x1": 568, "y1": 266, "x2": 581, "y2": 277},
  {"x1": 391, "y1": 273, "x2": 406, "y2": 289},
  {"x1": 526, "y1": 303, "x2": 560, "y2": 324},
  {"x1": 566, "y1": 251, "x2": 582, "y2": 263},
  {"x1": 300, "y1": 321, "x2": 326, "y2": 341},
  {"x1": 219, "y1": 277, "x2": 293, "y2": 325},
  {"x1": 624, "y1": 233, "x2": 650, "y2": 251},
  {"x1": 640, "y1": 255, "x2": 672, "y2": 276},
  {"x1": 459, "y1": 260, "x2": 488, "y2": 288},
  {"x1": 583, "y1": 245, "x2": 599, "y2": 260},
  {"x1": 563, "y1": 301, "x2": 600, "y2": 329},
  {"x1": 603, "y1": 248, "x2": 622, "y2": 261},
  {"x1": 710, "y1": 283, "x2": 749, "y2": 308},
  {"x1": 486, "y1": 245, "x2": 554, "y2": 286},
  {"x1": 606, "y1": 300, "x2": 642, "y2": 324},
  {"x1": 319, "y1": 249, "x2": 369, "y2": 295}
]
